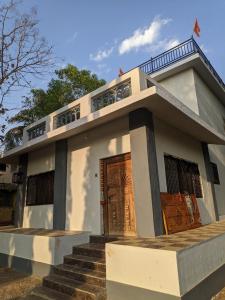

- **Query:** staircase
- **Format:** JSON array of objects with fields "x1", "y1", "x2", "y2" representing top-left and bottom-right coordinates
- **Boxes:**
[{"x1": 23, "y1": 235, "x2": 119, "y2": 300}]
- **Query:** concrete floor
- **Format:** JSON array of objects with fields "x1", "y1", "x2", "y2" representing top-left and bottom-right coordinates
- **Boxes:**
[{"x1": 0, "y1": 268, "x2": 41, "y2": 300}]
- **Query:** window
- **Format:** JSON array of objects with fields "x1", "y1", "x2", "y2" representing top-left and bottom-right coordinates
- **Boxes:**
[
  {"x1": 92, "y1": 80, "x2": 131, "y2": 112},
  {"x1": 0, "y1": 164, "x2": 6, "y2": 172},
  {"x1": 27, "y1": 122, "x2": 46, "y2": 140},
  {"x1": 54, "y1": 105, "x2": 80, "y2": 129},
  {"x1": 164, "y1": 155, "x2": 203, "y2": 198},
  {"x1": 211, "y1": 162, "x2": 220, "y2": 185},
  {"x1": 26, "y1": 171, "x2": 54, "y2": 206}
]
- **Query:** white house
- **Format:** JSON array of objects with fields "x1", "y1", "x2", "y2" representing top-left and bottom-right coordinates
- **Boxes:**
[{"x1": 1, "y1": 38, "x2": 225, "y2": 300}]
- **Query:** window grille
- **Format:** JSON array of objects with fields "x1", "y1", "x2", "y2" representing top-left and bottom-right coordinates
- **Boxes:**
[
  {"x1": 92, "y1": 80, "x2": 131, "y2": 112},
  {"x1": 164, "y1": 155, "x2": 203, "y2": 198},
  {"x1": 54, "y1": 105, "x2": 80, "y2": 129},
  {"x1": 26, "y1": 171, "x2": 54, "y2": 206},
  {"x1": 27, "y1": 122, "x2": 46, "y2": 140}
]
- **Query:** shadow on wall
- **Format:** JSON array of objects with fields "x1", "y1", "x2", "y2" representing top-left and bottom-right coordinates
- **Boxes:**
[
  {"x1": 66, "y1": 116, "x2": 129, "y2": 235},
  {"x1": 1, "y1": 148, "x2": 55, "y2": 276}
]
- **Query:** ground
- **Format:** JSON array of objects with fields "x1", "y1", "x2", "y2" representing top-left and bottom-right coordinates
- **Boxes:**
[
  {"x1": 0, "y1": 267, "x2": 225, "y2": 299},
  {"x1": 214, "y1": 289, "x2": 225, "y2": 300},
  {"x1": 0, "y1": 268, "x2": 41, "y2": 300}
]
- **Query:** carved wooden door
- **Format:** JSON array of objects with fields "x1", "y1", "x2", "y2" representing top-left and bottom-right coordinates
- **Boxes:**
[{"x1": 102, "y1": 153, "x2": 136, "y2": 236}]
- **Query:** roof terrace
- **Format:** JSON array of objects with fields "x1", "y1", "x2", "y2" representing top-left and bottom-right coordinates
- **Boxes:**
[
  {"x1": 1, "y1": 38, "x2": 225, "y2": 162},
  {"x1": 137, "y1": 37, "x2": 225, "y2": 91}
]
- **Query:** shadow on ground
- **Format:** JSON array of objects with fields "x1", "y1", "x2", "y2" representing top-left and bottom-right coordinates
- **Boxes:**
[{"x1": 0, "y1": 268, "x2": 41, "y2": 300}]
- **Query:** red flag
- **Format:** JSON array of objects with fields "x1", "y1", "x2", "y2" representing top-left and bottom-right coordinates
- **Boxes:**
[
  {"x1": 118, "y1": 68, "x2": 125, "y2": 77},
  {"x1": 193, "y1": 18, "x2": 200, "y2": 37}
]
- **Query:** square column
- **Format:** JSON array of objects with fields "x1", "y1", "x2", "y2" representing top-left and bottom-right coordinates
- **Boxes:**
[
  {"x1": 14, "y1": 154, "x2": 28, "y2": 227},
  {"x1": 129, "y1": 108, "x2": 163, "y2": 237},
  {"x1": 202, "y1": 142, "x2": 219, "y2": 221},
  {"x1": 53, "y1": 139, "x2": 68, "y2": 230}
]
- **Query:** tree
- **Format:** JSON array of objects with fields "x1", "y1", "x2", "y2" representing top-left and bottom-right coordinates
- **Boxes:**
[
  {"x1": 4, "y1": 64, "x2": 106, "y2": 149},
  {"x1": 0, "y1": 0, "x2": 53, "y2": 107}
]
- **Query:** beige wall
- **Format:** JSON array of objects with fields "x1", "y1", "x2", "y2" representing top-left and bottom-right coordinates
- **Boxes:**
[
  {"x1": 156, "y1": 68, "x2": 225, "y2": 219},
  {"x1": 0, "y1": 164, "x2": 17, "y2": 184},
  {"x1": 66, "y1": 116, "x2": 130, "y2": 234},
  {"x1": 193, "y1": 71, "x2": 225, "y2": 217},
  {"x1": 23, "y1": 144, "x2": 55, "y2": 229},
  {"x1": 27, "y1": 144, "x2": 55, "y2": 176},
  {"x1": 154, "y1": 117, "x2": 216, "y2": 224},
  {"x1": 0, "y1": 231, "x2": 89, "y2": 266},
  {"x1": 23, "y1": 205, "x2": 53, "y2": 229},
  {"x1": 158, "y1": 68, "x2": 199, "y2": 115},
  {"x1": 106, "y1": 226, "x2": 225, "y2": 298}
]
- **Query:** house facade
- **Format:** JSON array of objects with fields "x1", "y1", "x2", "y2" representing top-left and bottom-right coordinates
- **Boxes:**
[
  {"x1": 2, "y1": 38, "x2": 225, "y2": 299},
  {"x1": 1, "y1": 38, "x2": 225, "y2": 238}
]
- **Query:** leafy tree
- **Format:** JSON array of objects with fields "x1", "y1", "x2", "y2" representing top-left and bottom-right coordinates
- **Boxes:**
[{"x1": 4, "y1": 64, "x2": 106, "y2": 149}]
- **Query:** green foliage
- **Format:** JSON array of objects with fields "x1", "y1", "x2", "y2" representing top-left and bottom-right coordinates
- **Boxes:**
[{"x1": 4, "y1": 64, "x2": 106, "y2": 149}]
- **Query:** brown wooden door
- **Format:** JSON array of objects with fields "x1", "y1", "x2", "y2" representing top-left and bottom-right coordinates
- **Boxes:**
[{"x1": 102, "y1": 153, "x2": 136, "y2": 236}]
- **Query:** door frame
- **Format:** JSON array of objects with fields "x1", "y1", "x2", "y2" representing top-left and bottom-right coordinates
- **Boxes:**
[{"x1": 100, "y1": 152, "x2": 133, "y2": 236}]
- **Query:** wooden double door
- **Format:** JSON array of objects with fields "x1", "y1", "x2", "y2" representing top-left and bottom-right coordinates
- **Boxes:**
[{"x1": 101, "y1": 153, "x2": 136, "y2": 236}]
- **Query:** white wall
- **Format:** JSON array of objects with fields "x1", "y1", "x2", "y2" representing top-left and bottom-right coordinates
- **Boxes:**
[
  {"x1": 23, "y1": 144, "x2": 55, "y2": 229},
  {"x1": 66, "y1": 116, "x2": 131, "y2": 234},
  {"x1": 23, "y1": 205, "x2": 53, "y2": 229},
  {"x1": 158, "y1": 68, "x2": 199, "y2": 115},
  {"x1": 106, "y1": 228, "x2": 225, "y2": 298},
  {"x1": 154, "y1": 117, "x2": 216, "y2": 224},
  {"x1": 0, "y1": 231, "x2": 89, "y2": 266},
  {"x1": 27, "y1": 144, "x2": 55, "y2": 176},
  {"x1": 193, "y1": 71, "x2": 225, "y2": 217}
]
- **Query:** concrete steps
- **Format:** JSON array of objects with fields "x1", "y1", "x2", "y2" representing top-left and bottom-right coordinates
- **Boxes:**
[
  {"x1": 54, "y1": 264, "x2": 106, "y2": 287},
  {"x1": 29, "y1": 286, "x2": 74, "y2": 299},
  {"x1": 43, "y1": 274, "x2": 106, "y2": 299},
  {"x1": 21, "y1": 235, "x2": 122, "y2": 300},
  {"x1": 64, "y1": 254, "x2": 106, "y2": 272},
  {"x1": 73, "y1": 243, "x2": 106, "y2": 258}
]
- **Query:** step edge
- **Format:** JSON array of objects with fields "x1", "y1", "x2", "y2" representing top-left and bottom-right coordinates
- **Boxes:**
[{"x1": 44, "y1": 275, "x2": 106, "y2": 295}]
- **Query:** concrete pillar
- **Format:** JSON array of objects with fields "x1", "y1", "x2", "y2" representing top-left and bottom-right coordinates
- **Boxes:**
[
  {"x1": 14, "y1": 154, "x2": 28, "y2": 228},
  {"x1": 129, "y1": 108, "x2": 163, "y2": 237},
  {"x1": 53, "y1": 139, "x2": 68, "y2": 230},
  {"x1": 202, "y1": 142, "x2": 219, "y2": 221}
]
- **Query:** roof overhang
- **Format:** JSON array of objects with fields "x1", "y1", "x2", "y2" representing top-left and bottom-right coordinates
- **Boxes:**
[
  {"x1": 1, "y1": 85, "x2": 225, "y2": 164},
  {"x1": 151, "y1": 53, "x2": 225, "y2": 105}
]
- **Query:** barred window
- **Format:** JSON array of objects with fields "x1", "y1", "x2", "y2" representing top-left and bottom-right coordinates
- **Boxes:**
[
  {"x1": 92, "y1": 80, "x2": 131, "y2": 112},
  {"x1": 26, "y1": 171, "x2": 54, "y2": 206},
  {"x1": 164, "y1": 155, "x2": 203, "y2": 198},
  {"x1": 27, "y1": 122, "x2": 46, "y2": 140},
  {"x1": 211, "y1": 162, "x2": 220, "y2": 185},
  {"x1": 54, "y1": 105, "x2": 80, "y2": 129},
  {"x1": 0, "y1": 164, "x2": 6, "y2": 172}
]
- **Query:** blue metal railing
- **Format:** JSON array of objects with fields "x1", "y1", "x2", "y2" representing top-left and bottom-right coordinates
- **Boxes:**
[{"x1": 138, "y1": 37, "x2": 225, "y2": 90}]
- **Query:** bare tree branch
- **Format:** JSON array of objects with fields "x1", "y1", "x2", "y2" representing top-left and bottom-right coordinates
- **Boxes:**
[{"x1": 0, "y1": 0, "x2": 54, "y2": 108}]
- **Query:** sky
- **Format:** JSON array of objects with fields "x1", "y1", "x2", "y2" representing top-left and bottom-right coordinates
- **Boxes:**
[{"x1": 4, "y1": 0, "x2": 225, "y2": 112}]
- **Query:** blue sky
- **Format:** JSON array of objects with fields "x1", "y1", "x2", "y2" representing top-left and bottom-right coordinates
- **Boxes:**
[{"x1": 5, "y1": 0, "x2": 225, "y2": 109}]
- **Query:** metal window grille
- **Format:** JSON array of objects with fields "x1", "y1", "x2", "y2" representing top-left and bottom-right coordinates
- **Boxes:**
[
  {"x1": 26, "y1": 171, "x2": 54, "y2": 206},
  {"x1": 54, "y1": 105, "x2": 80, "y2": 129},
  {"x1": 164, "y1": 155, "x2": 203, "y2": 198},
  {"x1": 92, "y1": 80, "x2": 131, "y2": 112},
  {"x1": 27, "y1": 122, "x2": 46, "y2": 141}
]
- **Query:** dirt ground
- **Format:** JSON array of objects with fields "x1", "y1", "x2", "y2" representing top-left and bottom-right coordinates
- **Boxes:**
[
  {"x1": 213, "y1": 289, "x2": 225, "y2": 300},
  {"x1": 0, "y1": 268, "x2": 41, "y2": 300}
]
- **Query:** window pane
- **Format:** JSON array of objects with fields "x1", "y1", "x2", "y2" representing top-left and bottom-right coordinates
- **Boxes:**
[{"x1": 26, "y1": 171, "x2": 54, "y2": 206}]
